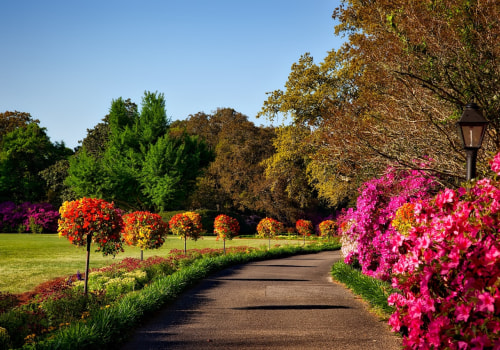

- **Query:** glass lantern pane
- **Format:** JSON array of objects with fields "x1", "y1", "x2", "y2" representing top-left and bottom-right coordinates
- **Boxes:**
[{"x1": 461, "y1": 125, "x2": 484, "y2": 148}]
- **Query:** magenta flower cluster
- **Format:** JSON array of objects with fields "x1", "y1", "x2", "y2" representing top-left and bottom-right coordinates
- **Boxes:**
[
  {"x1": 388, "y1": 156, "x2": 500, "y2": 348},
  {"x1": 337, "y1": 164, "x2": 440, "y2": 280},
  {"x1": 0, "y1": 201, "x2": 59, "y2": 233},
  {"x1": 339, "y1": 152, "x2": 500, "y2": 348}
]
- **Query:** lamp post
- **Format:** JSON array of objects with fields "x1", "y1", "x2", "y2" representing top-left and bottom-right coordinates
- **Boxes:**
[{"x1": 456, "y1": 102, "x2": 489, "y2": 181}]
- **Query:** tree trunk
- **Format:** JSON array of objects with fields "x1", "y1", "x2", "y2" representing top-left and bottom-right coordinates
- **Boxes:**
[{"x1": 84, "y1": 233, "x2": 92, "y2": 295}]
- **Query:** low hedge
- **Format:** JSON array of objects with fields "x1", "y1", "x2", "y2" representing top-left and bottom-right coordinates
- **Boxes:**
[{"x1": 330, "y1": 261, "x2": 397, "y2": 317}]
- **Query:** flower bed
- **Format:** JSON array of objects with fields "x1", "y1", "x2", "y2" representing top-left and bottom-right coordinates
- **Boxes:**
[{"x1": 338, "y1": 153, "x2": 500, "y2": 348}]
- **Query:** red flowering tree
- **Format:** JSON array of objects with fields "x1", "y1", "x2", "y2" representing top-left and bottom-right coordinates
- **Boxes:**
[
  {"x1": 122, "y1": 211, "x2": 168, "y2": 260},
  {"x1": 257, "y1": 217, "x2": 284, "y2": 249},
  {"x1": 318, "y1": 220, "x2": 337, "y2": 241},
  {"x1": 168, "y1": 211, "x2": 203, "y2": 254},
  {"x1": 296, "y1": 219, "x2": 313, "y2": 245},
  {"x1": 58, "y1": 197, "x2": 124, "y2": 294},
  {"x1": 214, "y1": 214, "x2": 240, "y2": 254}
]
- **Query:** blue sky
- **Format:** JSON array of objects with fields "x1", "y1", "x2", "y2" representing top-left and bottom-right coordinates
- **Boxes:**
[{"x1": 1, "y1": 1, "x2": 344, "y2": 149}]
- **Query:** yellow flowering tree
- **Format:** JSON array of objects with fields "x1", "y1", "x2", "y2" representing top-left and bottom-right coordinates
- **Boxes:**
[{"x1": 122, "y1": 211, "x2": 168, "y2": 260}]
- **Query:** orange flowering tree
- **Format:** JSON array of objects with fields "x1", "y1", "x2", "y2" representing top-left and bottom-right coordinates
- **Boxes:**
[
  {"x1": 213, "y1": 214, "x2": 240, "y2": 254},
  {"x1": 168, "y1": 211, "x2": 203, "y2": 254},
  {"x1": 122, "y1": 211, "x2": 168, "y2": 260},
  {"x1": 257, "y1": 217, "x2": 284, "y2": 249},
  {"x1": 296, "y1": 219, "x2": 313, "y2": 245},
  {"x1": 58, "y1": 197, "x2": 124, "y2": 294},
  {"x1": 318, "y1": 220, "x2": 337, "y2": 242}
]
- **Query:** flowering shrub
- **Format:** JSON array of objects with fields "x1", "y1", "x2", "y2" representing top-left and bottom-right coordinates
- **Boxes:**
[
  {"x1": 213, "y1": 214, "x2": 240, "y2": 241},
  {"x1": 122, "y1": 211, "x2": 167, "y2": 250},
  {"x1": 388, "y1": 164, "x2": 500, "y2": 348},
  {"x1": 58, "y1": 198, "x2": 124, "y2": 256},
  {"x1": 296, "y1": 219, "x2": 313, "y2": 236},
  {"x1": 168, "y1": 212, "x2": 203, "y2": 241},
  {"x1": 337, "y1": 165, "x2": 440, "y2": 280},
  {"x1": 318, "y1": 220, "x2": 337, "y2": 239},
  {"x1": 256, "y1": 217, "x2": 284, "y2": 239},
  {"x1": 0, "y1": 202, "x2": 59, "y2": 233}
]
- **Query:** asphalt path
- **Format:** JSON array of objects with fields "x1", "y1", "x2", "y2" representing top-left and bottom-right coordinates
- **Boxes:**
[{"x1": 121, "y1": 250, "x2": 402, "y2": 349}]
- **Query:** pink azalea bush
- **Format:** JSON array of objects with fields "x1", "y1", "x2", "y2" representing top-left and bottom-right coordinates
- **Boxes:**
[
  {"x1": 388, "y1": 154, "x2": 500, "y2": 348},
  {"x1": 337, "y1": 165, "x2": 440, "y2": 280}
]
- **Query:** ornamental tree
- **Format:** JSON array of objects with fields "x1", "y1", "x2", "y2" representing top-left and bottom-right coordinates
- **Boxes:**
[
  {"x1": 58, "y1": 197, "x2": 124, "y2": 294},
  {"x1": 168, "y1": 211, "x2": 203, "y2": 254},
  {"x1": 318, "y1": 220, "x2": 337, "y2": 242},
  {"x1": 122, "y1": 211, "x2": 168, "y2": 260},
  {"x1": 257, "y1": 217, "x2": 284, "y2": 249},
  {"x1": 296, "y1": 219, "x2": 313, "y2": 245},
  {"x1": 213, "y1": 214, "x2": 240, "y2": 254}
]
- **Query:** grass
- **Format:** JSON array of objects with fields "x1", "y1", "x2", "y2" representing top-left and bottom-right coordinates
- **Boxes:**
[
  {"x1": 0, "y1": 233, "x2": 307, "y2": 293},
  {"x1": 330, "y1": 260, "x2": 398, "y2": 318}
]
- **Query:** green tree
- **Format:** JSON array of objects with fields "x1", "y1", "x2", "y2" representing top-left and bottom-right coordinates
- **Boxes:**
[
  {"x1": 141, "y1": 132, "x2": 213, "y2": 211},
  {"x1": 67, "y1": 91, "x2": 212, "y2": 211},
  {"x1": 0, "y1": 123, "x2": 73, "y2": 203}
]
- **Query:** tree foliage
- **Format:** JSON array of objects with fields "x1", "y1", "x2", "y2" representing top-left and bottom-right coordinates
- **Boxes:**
[
  {"x1": 66, "y1": 92, "x2": 213, "y2": 211},
  {"x1": 259, "y1": 0, "x2": 500, "y2": 207},
  {"x1": 180, "y1": 109, "x2": 276, "y2": 212},
  {"x1": 0, "y1": 122, "x2": 73, "y2": 203}
]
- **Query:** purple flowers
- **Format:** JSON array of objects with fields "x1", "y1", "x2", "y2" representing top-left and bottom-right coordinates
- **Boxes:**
[{"x1": 0, "y1": 201, "x2": 59, "y2": 233}]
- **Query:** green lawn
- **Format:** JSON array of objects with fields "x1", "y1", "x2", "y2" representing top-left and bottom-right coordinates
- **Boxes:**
[{"x1": 0, "y1": 233, "x2": 305, "y2": 293}]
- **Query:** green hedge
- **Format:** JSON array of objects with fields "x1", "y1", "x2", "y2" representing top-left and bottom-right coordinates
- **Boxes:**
[{"x1": 330, "y1": 261, "x2": 397, "y2": 316}]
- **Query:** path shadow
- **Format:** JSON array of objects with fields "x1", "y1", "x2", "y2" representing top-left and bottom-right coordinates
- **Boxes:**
[{"x1": 233, "y1": 304, "x2": 351, "y2": 310}]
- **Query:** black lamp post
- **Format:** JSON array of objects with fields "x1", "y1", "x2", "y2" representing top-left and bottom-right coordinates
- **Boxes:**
[{"x1": 457, "y1": 102, "x2": 489, "y2": 181}]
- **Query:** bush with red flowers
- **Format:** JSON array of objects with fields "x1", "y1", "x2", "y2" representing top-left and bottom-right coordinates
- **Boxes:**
[
  {"x1": 58, "y1": 198, "x2": 124, "y2": 256},
  {"x1": 318, "y1": 220, "x2": 337, "y2": 240},
  {"x1": 213, "y1": 214, "x2": 240, "y2": 241},
  {"x1": 122, "y1": 211, "x2": 168, "y2": 252}
]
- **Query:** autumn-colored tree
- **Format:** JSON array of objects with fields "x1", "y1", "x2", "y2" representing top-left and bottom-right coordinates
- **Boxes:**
[
  {"x1": 256, "y1": 217, "x2": 284, "y2": 249},
  {"x1": 0, "y1": 111, "x2": 39, "y2": 142},
  {"x1": 259, "y1": 1, "x2": 500, "y2": 207},
  {"x1": 181, "y1": 108, "x2": 277, "y2": 213},
  {"x1": 213, "y1": 214, "x2": 240, "y2": 254},
  {"x1": 122, "y1": 211, "x2": 168, "y2": 260},
  {"x1": 168, "y1": 212, "x2": 203, "y2": 254},
  {"x1": 262, "y1": 125, "x2": 324, "y2": 220},
  {"x1": 296, "y1": 219, "x2": 314, "y2": 245}
]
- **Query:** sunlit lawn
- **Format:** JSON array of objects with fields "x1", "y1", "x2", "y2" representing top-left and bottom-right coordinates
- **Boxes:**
[{"x1": 0, "y1": 233, "x2": 306, "y2": 293}]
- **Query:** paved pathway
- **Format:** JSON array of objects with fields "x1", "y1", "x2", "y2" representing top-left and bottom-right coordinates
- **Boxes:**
[{"x1": 121, "y1": 250, "x2": 402, "y2": 349}]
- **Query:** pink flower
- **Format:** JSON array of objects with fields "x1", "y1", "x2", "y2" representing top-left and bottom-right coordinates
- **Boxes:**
[
  {"x1": 471, "y1": 334, "x2": 491, "y2": 350},
  {"x1": 435, "y1": 188, "x2": 456, "y2": 208},
  {"x1": 490, "y1": 152, "x2": 500, "y2": 175},
  {"x1": 455, "y1": 303, "x2": 472, "y2": 322},
  {"x1": 477, "y1": 292, "x2": 495, "y2": 313}
]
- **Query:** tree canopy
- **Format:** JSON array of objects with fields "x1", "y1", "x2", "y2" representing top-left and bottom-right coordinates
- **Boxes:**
[
  {"x1": 259, "y1": 0, "x2": 500, "y2": 208},
  {"x1": 67, "y1": 91, "x2": 213, "y2": 211}
]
